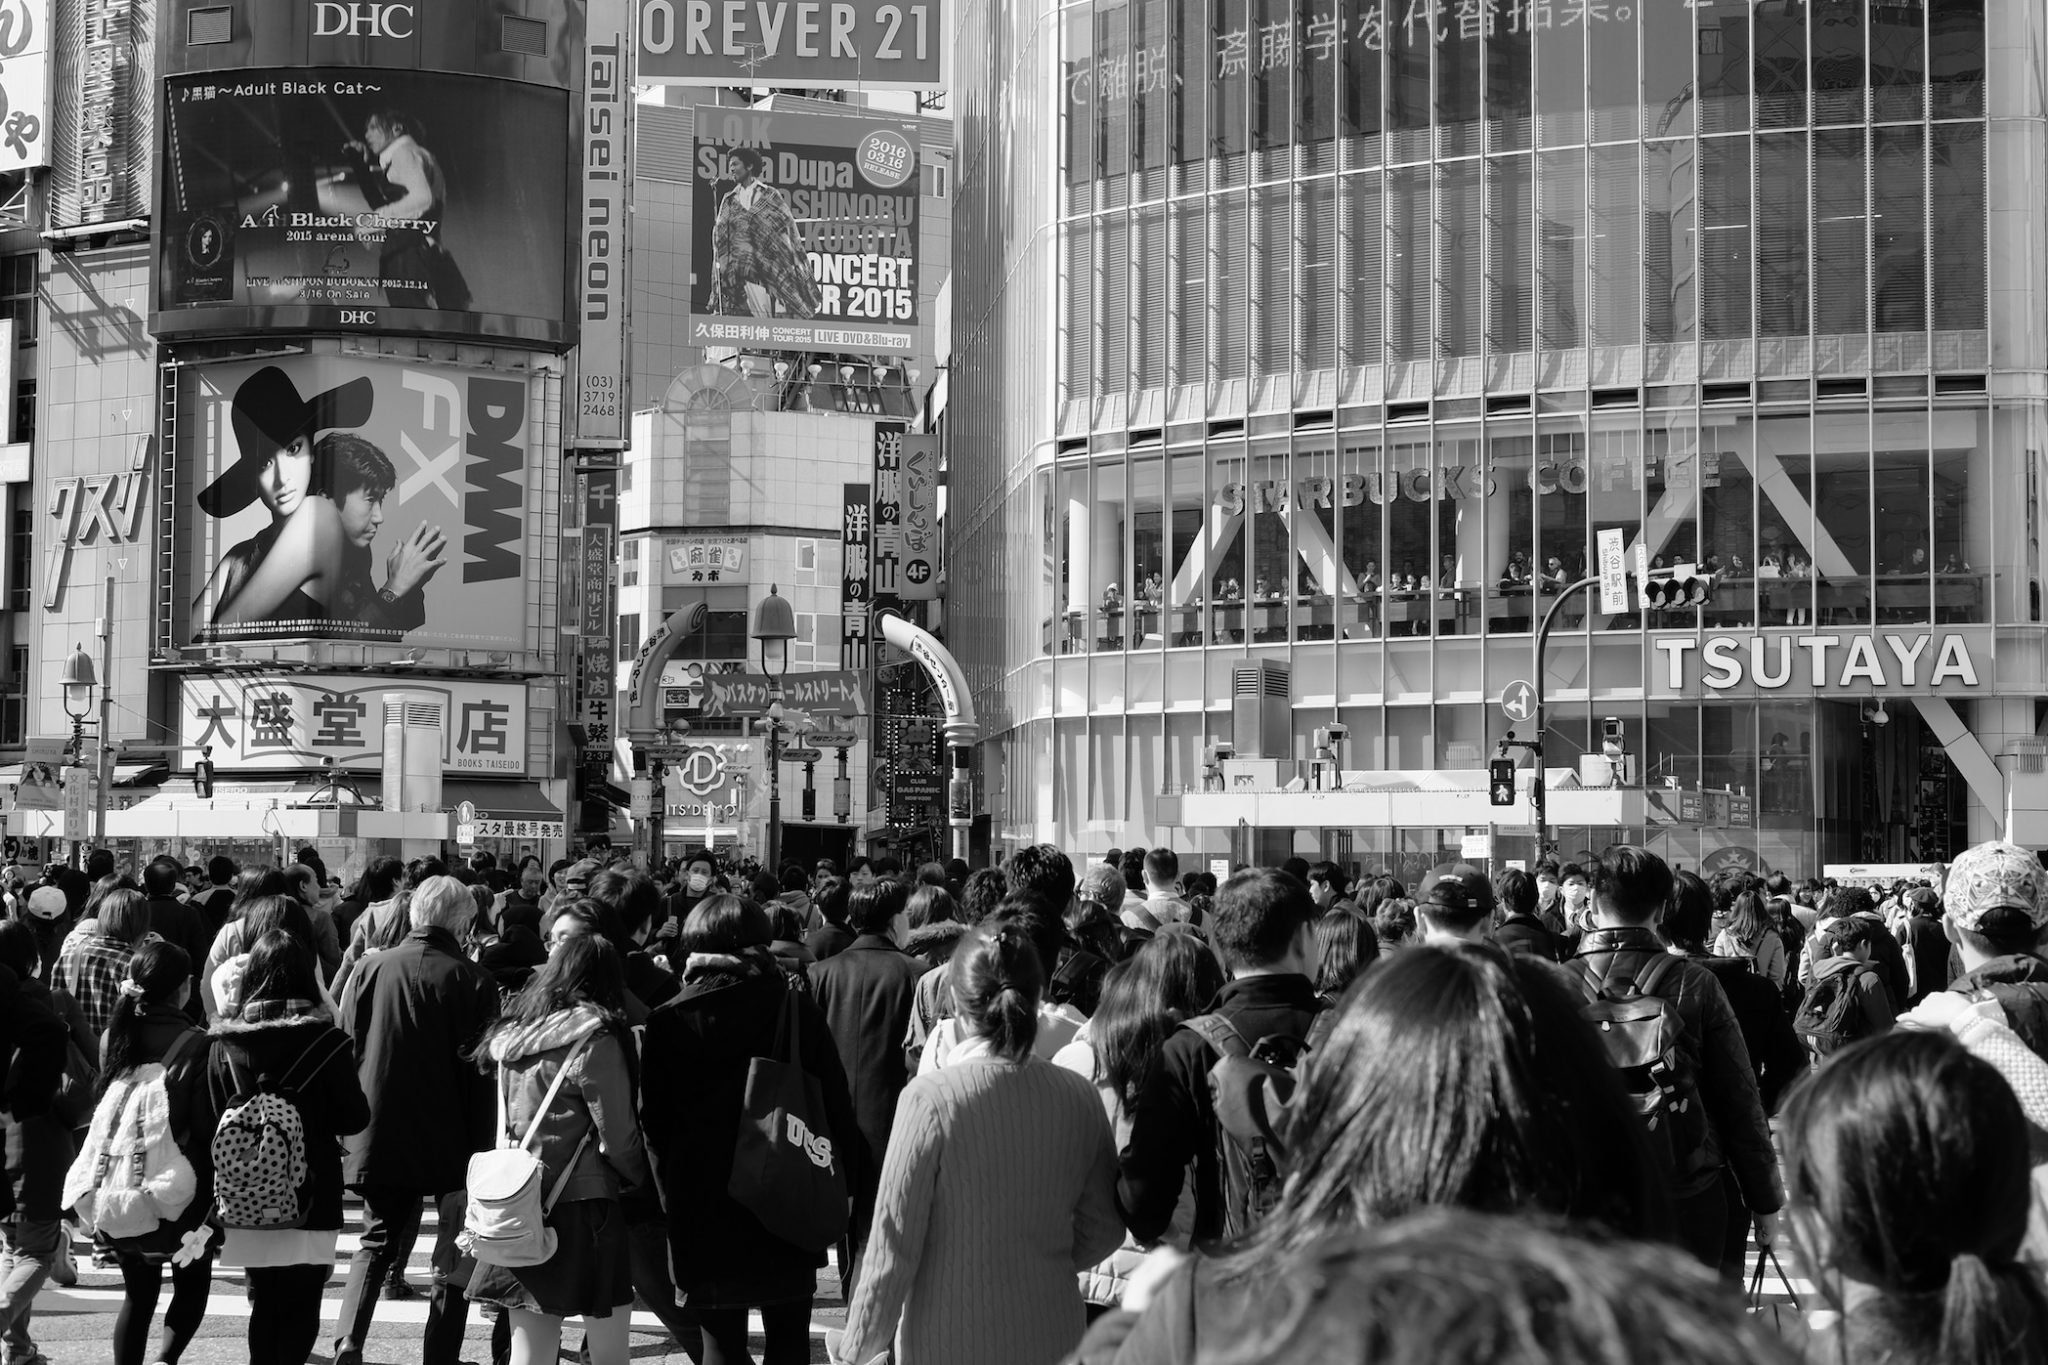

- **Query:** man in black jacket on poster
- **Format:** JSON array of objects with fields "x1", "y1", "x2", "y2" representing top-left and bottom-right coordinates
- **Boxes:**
[{"x1": 1119, "y1": 868, "x2": 1321, "y2": 1248}]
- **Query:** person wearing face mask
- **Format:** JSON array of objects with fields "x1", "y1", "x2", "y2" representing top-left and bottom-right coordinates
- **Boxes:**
[
  {"x1": 1558, "y1": 862, "x2": 1595, "y2": 953},
  {"x1": 1532, "y1": 861, "x2": 1565, "y2": 934}
]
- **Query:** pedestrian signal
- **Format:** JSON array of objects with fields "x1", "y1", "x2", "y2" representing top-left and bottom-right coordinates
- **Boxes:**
[{"x1": 1488, "y1": 757, "x2": 1516, "y2": 808}]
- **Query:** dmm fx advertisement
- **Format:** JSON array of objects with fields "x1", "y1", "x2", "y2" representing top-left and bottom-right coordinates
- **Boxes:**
[
  {"x1": 154, "y1": 69, "x2": 570, "y2": 344},
  {"x1": 174, "y1": 355, "x2": 537, "y2": 653},
  {"x1": 690, "y1": 103, "x2": 921, "y2": 354},
  {"x1": 178, "y1": 675, "x2": 529, "y2": 775}
]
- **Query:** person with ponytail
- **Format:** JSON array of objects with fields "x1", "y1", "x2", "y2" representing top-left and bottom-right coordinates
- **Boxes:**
[
  {"x1": 1780, "y1": 1029, "x2": 2048, "y2": 1365},
  {"x1": 89, "y1": 940, "x2": 216, "y2": 1365},
  {"x1": 832, "y1": 923, "x2": 1122, "y2": 1365}
]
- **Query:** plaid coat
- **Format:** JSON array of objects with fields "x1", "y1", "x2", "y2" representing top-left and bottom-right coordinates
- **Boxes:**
[{"x1": 709, "y1": 182, "x2": 820, "y2": 319}]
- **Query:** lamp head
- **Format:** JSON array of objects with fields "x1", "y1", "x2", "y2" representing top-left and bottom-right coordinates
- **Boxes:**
[
  {"x1": 750, "y1": 584, "x2": 798, "y2": 678},
  {"x1": 59, "y1": 644, "x2": 96, "y2": 719}
]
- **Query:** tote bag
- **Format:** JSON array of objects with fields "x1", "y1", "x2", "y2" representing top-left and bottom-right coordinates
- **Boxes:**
[{"x1": 727, "y1": 987, "x2": 849, "y2": 1253}]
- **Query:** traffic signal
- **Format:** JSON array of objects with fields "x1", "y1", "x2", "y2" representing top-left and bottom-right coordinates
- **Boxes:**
[
  {"x1": 1488, "y1": 757, "x2": 1516, "y2": 807},
  {"x1": 1639, "y1": 563, "x2": 1716, "y2": 609},
  {"x1": 192, "y1": 753, "x2": 215, "y2": 800}
]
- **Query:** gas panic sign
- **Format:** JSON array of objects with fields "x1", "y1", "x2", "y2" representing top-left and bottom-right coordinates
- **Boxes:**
[{"x1": 640, "y1": 0, "x2": 943, "y2": 90}]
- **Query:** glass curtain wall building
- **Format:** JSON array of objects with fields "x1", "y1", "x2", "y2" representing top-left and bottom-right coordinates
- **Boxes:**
[{"x1": 949, "y1": 0, "x2": 2048, "y2": 875}]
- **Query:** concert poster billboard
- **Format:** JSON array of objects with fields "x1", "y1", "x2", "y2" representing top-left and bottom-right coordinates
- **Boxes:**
[
  {"x1": 171, "y1": 354, "x2": 537, "y2": 653},
  {"x1": 689, "y1": 102, "x2": 922, "y2": 356},
  {"x1": 153, "y1": 68, "x2": 570, "y2": 344}
]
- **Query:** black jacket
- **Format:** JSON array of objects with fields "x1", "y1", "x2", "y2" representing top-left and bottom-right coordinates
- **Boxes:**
[
  {"x1": 1687, "y1": 954, "x2": 1807, "y2": 1114},
  {"x1": 145, "y1": 894, "x2": 212, "y2": 1019},
  {"x1": 641, "y1": 957, "x2": 864, "y2": 1306},
  {"x1": 336, "y1": 926, "x2": 499, "y2": 1192},
  {"x1": 1572, "y1": 929, "x2": 1782, "y2": 1212},
  {"x1": 1118, "y1": 973, "x2": 1321, "y2": 1247},
  {"x1": 1950, "y1": 953, "x2": 2048, "y2": 1058},
  {"x1": 804, "y1": 922, "x2": 855, "y2": 963},
  {"x1": 807, "y1": 934, "x2": 924, "y2": 1210},
  {"x1": 1896, "y1": 913, "x2": 1953, "y2": 1007},
  {"x1": 207, "y1": 1012, "x2": 369, "y2": 1230},
  {"x1": 1491, "y1": 913, "x2": 1563, "y2": 962},
  {"x1": 3, "y1": 975, "x2": 71, "y2": 1224}
]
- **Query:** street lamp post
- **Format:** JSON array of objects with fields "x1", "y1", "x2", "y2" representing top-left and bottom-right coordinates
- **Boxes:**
[
  {"x1": 59, "y1": 643, "x2": 95, "y2": 867},
  {"x1": 750, "y1": 585, "x2": 797, "y2": 873}
]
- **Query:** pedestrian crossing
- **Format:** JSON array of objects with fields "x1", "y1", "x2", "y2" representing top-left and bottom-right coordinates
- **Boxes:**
[{"x1": 31, "y1": 1196, "x2": 851, "y2": 1358}]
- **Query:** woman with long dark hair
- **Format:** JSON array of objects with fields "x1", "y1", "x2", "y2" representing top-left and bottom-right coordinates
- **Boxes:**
[
  {"x1": 1054, "y1": 928, "x2": 1225, "y2": 1315},
  {"x1": 1070, "y1": 942, "x2": 1671, "y2": 1364},
  {"x1": 66, "y1": 941, "x2": 213, "y2": 1365},
  {"x1": 1312, "y1": 908, "x2": 1379, "y2": 1005},
  {"x1": 1713, "y1": 888, "x2": 1789, "y2": 990},
  {"x1": 467, "y1": 935, "x2": 649, "y2": 1365},
  {"x1": 833, "y1": 924, "x2": 1122, "y2": 1365},
  {"x1": 206, "y1": 895, "x2": 319, "y2": 1019},
  {"x1": 640, "y1": 895, "x2": 859, "y2": 1365},
  {"x1": 1781, "y1": 1031, "x2": 2048, "y2": 1365},
  {"x1": 206, "y1": 931, "x2": 367, "y2": 1364}
]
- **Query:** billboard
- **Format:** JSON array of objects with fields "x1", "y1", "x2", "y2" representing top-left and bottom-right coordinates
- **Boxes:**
[
  {"x1": 161, "y1": 0, "x2": 586, "y2": 88},
  {"x1": 0, "y1": 0, "x2": 51, "y2": 172},
  {"x1": 179, "y1": 674, "x2": 530, "y2": 775},
  {"x1": 639, "y1": 0, "x2": 942, "y2": 90},
  {"x1": 154, "y1": 68, "x2": 570, "y2": 344},
  {"x1": 574, "y1": 0, "x2": 631, "y2": 447},
  {"x1": 689, "y1": 103, "x2": 921, "y2": 355},
  {"x1": 172, "y1": 354, "x2": 537, "y2": 652}
]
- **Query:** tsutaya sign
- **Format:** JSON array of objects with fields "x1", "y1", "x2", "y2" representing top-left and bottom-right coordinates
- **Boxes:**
[{"x1": 1650, "y1": 631, "x2": 1987, "y2": 696}]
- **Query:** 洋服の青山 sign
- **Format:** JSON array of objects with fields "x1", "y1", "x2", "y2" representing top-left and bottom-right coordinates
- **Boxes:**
[
  {"x1": 1651, "y1": 632, "x2": 1986, "y2": 695},
  {"x1": 688, "y1": 103, "x2": 922, "y2": 355},
  {"x1": 700, "y1": 670, "x2": 864, "y2": 718}
]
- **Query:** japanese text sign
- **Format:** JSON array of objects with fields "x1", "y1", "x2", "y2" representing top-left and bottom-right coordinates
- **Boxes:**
[{"x1": 179, "y1": 675, "x2": 529, "y2": 775}]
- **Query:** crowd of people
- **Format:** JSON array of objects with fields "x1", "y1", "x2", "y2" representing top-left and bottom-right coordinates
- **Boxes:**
[{"x1": 0, "y1": 835, "x2": 2033, "y2": 1364}]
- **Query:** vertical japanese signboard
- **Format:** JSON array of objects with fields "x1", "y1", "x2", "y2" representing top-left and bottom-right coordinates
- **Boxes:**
[
  {"x1": 840, "y1": 481, "x2": 871, "y2": 670},
  {"x1": 0, "y1": 0, "x2": 52, "y2": 173},
  {"x1": 576, "y1": 0, "x2": 632, "y2": 449},
  {"x1": 898, "y1": 431, "x2": 939, "y2": 600},
  {"x1": 871, "y1": 422, "x2": 905, "y2": 617},
  {"x1": 580, "y1": 469, "x2": 618, "y2": 753}
]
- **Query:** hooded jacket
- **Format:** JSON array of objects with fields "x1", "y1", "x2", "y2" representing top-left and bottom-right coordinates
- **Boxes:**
[
  {"x1": 903, "y1": 919, "x2": 968, "y2": 972},
  {"x1": 206, "y1": 1009, "x2": 369, "y2": 1230},
  {"x1": 641, "y1": 952, "x2": 863, "y2": 1307},
  {"x1": 1806, "y1": 954, "x2": 1899, "y2": 1042},
  {"x1": 482, "y1": 1003, "x2": 648, "y2": 1207},
  {"x1": 1949, "y1": 953, "x2": 2048, "y2": 1057}
]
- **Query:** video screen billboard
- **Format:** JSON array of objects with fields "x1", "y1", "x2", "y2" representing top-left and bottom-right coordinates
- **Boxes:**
[
  {"x1": 689, "y1": 103, "x2": 922, "y2": 355},
  {"x1": 173, "y1": 354, "x2": 537, "y2": 652},
  {"x1": 154, "y1": 69, "x2": 570, "y2": 344}
]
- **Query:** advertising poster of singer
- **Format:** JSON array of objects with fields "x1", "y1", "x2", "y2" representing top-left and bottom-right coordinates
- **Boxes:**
[
  {"x1": 174, "y1": 354, "x2": 535, "y2": 652},
  {"x1": 154, "y1": 68, "x2": 570, "y2": 344},
  {"x1": 689, "y1": 102, "x2": 922, "y2": 355}
]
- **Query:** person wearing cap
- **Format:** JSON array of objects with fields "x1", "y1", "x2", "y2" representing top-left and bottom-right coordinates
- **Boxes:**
[
  {"x1": 1938, "y1": 842, "x2": 2048, "y2": 1056},
  {"x1": 191, "y1": 364, "x2": 380, "y2": 635},
  {"x1": 1415, "y1": 865, "x2": 1493, "y2": 946},
  {"x1": 1895, "y1": 885, "x2": 1952, "y2": 1010}
]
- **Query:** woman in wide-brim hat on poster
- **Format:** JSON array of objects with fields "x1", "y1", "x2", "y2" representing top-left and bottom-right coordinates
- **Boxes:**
[{"x1": 188, "y1": 364, "x2": 373, "y2": 636}]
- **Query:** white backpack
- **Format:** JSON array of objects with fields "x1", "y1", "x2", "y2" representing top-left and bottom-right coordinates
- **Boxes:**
[
  {"x1": 62, "y1": 1032, "x2": 203, "y2": 1239},
  {"x1": 462, "y1": 1035, "x2": 594, "y2": 1268}
]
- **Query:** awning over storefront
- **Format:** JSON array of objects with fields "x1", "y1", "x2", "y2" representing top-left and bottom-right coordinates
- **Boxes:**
[{"x1": 443, "y1": 780, "x2": 565, "y2": 842}]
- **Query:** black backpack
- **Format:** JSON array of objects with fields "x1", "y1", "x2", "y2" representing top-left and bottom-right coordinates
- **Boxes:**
[
  {"x1": 1570, "y1": 951, "x2": 1714, "y2": 1184},
  {"x1": 1792, "y1": 967, "x2": 1877, "y2": 1063},
  {"x1": 1181, "y1": 1007, "x2": 1323, "y2": 1242}
]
